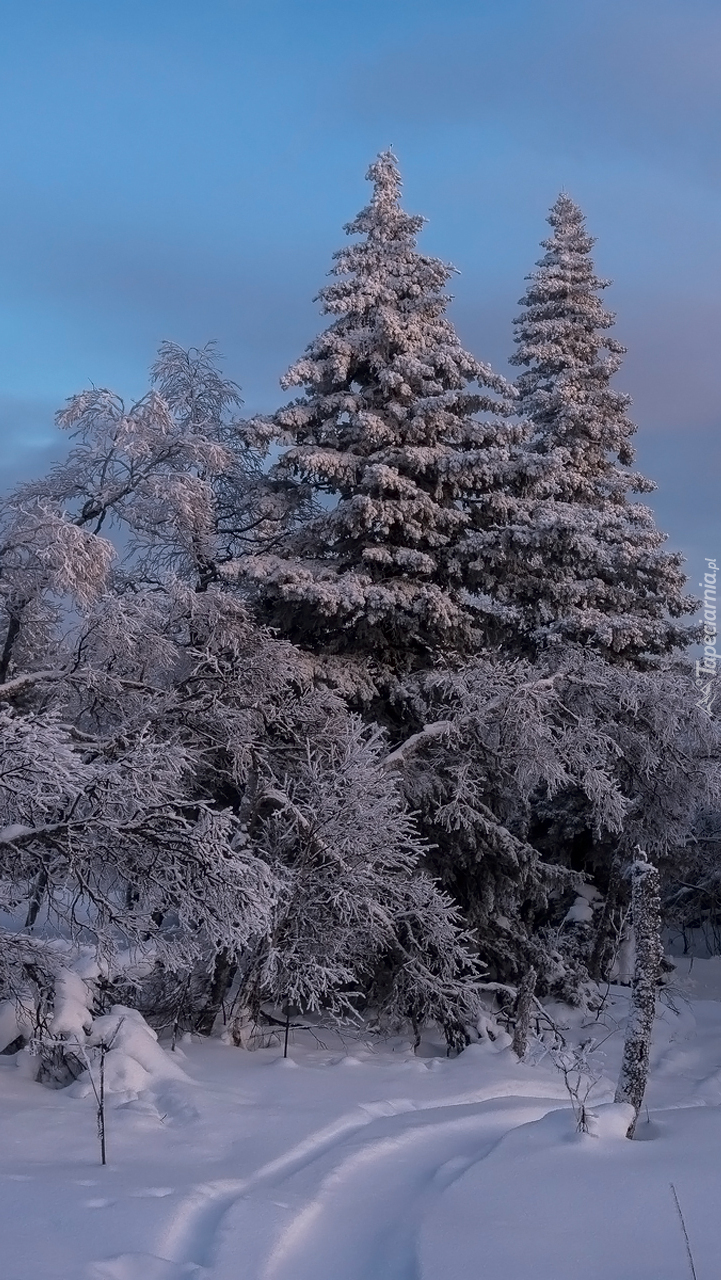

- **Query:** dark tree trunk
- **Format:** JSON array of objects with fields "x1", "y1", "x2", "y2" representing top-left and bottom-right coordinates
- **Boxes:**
[
  {"x1": 589, "y1": 855, "x2": 622, "y2": 982},
  {"x1": 0, "y1": 610, "x2": 23, "y2": 684},
  {"x1": 25, "y1": 869, "x2": 48, "y2": 929},
  {"x1": 195, "y1": 948, "x2": 237, "y2": 1037}
]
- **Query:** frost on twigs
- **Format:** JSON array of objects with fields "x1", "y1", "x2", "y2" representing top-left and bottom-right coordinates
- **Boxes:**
[
  {"x1": 394, "y1": 646, "x2": 719, "y2": 997},
  {"x1": 16, "y1": 340, "x2": 299, "y2": 594},
  {"x1": 549, "y1": 1040, "x2": 604, "y2": 1135},
  {"x1": 230, "y1": 716, "x2": 484, "y2": 1043}
]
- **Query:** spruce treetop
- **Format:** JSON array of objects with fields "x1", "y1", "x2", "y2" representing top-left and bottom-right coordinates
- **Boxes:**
[
  {"x1": 241, "y1": 150, "x2": 517, "y2": 667},
  {"x1": 511, "y1": 192, "x2": 642, "y2": 501},
  {"x1": 474, "y1": 192, "x2": 697, "y2": 663}
]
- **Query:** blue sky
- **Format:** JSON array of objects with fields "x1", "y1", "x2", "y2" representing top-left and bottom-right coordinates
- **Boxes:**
[{"x1": 0, "y1": 0, "x2": 719, "y2": 579}]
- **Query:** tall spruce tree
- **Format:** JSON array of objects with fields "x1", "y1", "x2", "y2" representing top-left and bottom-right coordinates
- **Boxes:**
[
  {"x1": 466, "y1": 193, "x2": 695, "y2": 665},
  {"x1": 240, "y1": 151, "x2": 517, "y2": 671}
]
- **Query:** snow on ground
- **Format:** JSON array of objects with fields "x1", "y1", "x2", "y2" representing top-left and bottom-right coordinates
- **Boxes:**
[{"x1": 2, "y1": 960, "x2": 721, "y2": 1279}]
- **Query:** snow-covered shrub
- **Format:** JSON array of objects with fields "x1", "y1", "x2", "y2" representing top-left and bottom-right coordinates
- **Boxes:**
[
  {"x1": 72, "y1": 1005, "x2": 188, "y2": 1101},
  {"x1": 233, "y1": 716, "x2": 482, "y2": 1042}
]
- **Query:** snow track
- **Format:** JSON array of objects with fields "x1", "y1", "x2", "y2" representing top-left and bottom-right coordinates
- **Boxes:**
[
  {"x1": 12, "y1": 979, "x2": 721, "y2": 1280},
  {"x1": 101, "y1": 1089, "x2": 562, "y2": 1279},
  {"x1": 260, "y1": 1098, "x2": 554, "y2": 1280}
]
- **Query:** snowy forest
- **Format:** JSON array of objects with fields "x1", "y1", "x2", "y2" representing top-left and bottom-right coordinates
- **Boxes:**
[
  {"x1": 1, "y1": 150, "x2": 719, "y2": 1056},
  {"x1": 3, "y1": 151, "x2": 721, "y2": 1277},
  {"x1": 1, "y1": 152, "x2": 717, "y2": 1049}
]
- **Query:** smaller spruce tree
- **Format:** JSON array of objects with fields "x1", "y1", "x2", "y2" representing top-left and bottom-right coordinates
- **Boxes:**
[{"x1": 465, "y1": 193, "x2": 696, "y2": 665}]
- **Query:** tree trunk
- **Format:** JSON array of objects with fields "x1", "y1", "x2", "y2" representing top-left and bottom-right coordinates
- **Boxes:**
[
  {"x1": 614, "y1": 853, "x2": 663, "y2": 1138},
  {"x1": 0, "y1": 609, "x2": 24, "y2": 684},
  {"x1": 589, "y1": 856, "x2": 622, "y2": 982},
  {"x1": 512, "y1": 966, "x2": 537, "y2": 1060},
  {"x1": 195, "y1": 948, "x2": 237, "y2": 1037},
  {"x1": 24, "y1": 869, "x2": 48, "y2": 929}
]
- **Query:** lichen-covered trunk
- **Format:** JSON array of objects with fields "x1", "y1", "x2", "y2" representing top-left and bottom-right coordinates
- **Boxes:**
[
  {"x1": 614, "y1": 854, "x2": 663, "y2": 1138},
  {"x1": 511, "y1": 966, "x2": 537, "y2": 1060}
]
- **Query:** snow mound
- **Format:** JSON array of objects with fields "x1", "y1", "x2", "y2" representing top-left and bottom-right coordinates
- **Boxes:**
[
  {"x1": 50, "y1": 967, "x2": 94, "y2": 1039},
  {"x1": 87, "y1": 1253, "x2": 205, "y2": 1280},
  {"x1": 0, "y1": 999, "x2": 27, "y2": 1053},
  {"x1": 586, "y1": 1101, "x2": 635, "y2": 1140},
  {"x1": 71, "y1": 1006, "x2": 189, "y2": 1103}
]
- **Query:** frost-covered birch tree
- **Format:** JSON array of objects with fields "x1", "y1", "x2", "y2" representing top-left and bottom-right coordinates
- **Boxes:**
[
  {"x1": 0, "y1": 344, "x2": 484, "y2": 1046},
  {"x1": 232, "y1": 717, "x2": 482, "y2": 1041},
  {"x1": 14, "y1": 341, "x2": 303, "y2": 596}
]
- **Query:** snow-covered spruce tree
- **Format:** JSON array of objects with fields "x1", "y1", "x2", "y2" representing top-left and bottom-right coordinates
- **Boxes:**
[
  {"x1": 237, "y1": 151, "x2": 517, "y2": 673},
  {"x1": 465, "y1": 194, "x2": 695, "y2": 665}
]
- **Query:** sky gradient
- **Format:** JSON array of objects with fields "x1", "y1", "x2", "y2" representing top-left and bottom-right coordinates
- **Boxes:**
[{"x1": 0, "y1": 0, "x2": 719, "y2": 586}]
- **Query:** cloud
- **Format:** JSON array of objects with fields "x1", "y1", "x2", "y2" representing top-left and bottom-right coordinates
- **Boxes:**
[
  {"x1": 345, "y1": 0, "x2": 721, "y2": 183},
  {"x1": 0, "y1": 395, "x2": 65, "y2": 488}
]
